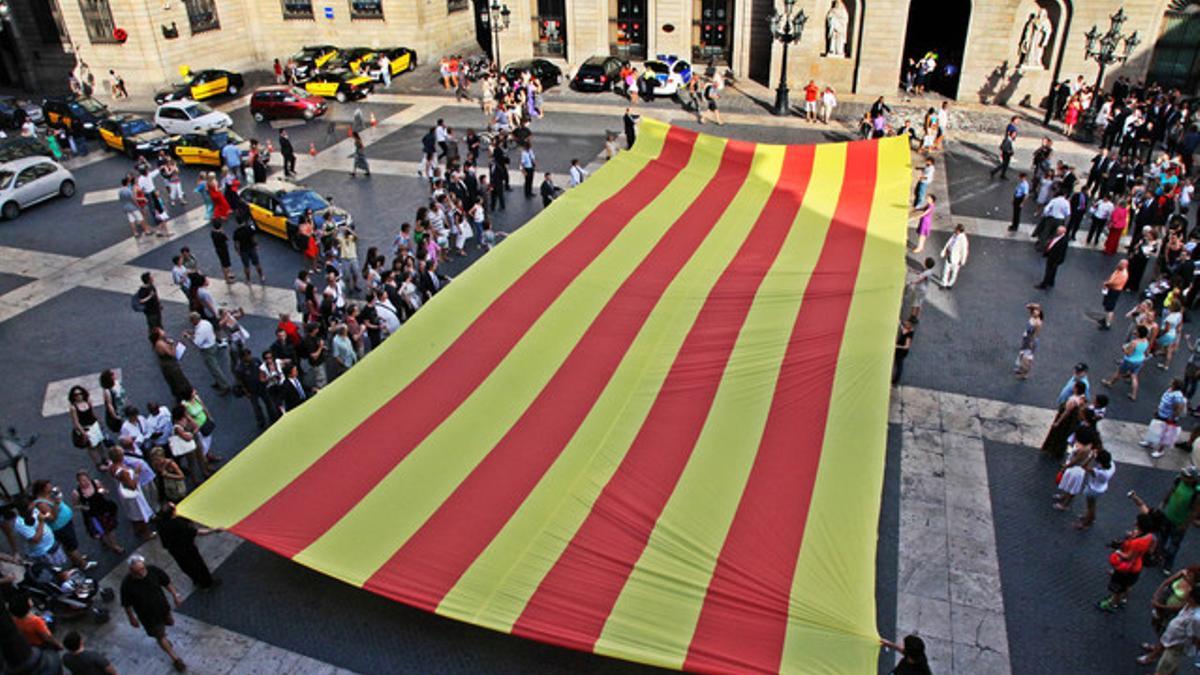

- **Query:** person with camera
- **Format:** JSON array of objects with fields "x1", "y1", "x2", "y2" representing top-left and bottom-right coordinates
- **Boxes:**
[{"x1": 30, "y1": 481, "x2": 95, "y2": 572}]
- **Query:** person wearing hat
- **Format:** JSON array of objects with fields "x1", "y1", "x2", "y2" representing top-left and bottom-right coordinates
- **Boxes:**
[
  {"x1": 1056, "y1": 362, "x2": 1091, "y2": 408},
  {"x1": 880, "y1": 634, "x2": 931, "y2": 675},
  {"x1": 1158, "y1": 466, "x2": 1200, "y2": 573}
]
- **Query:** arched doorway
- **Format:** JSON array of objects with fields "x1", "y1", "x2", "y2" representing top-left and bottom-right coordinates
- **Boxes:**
[{"x1": 900, "y1": 0, "x2": 971, "y2": 98}]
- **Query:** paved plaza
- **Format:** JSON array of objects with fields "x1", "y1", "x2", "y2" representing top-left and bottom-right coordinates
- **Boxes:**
[{"x1": 1, "y1": 66, "x2": 1198, "y2": 675}]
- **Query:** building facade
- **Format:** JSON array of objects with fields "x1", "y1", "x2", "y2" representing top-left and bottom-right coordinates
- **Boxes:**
[
  {"x1": 18, "y1": 0, "x2": 477, "y2": 97},
  {"x1": 0, "y1": 0, "x2": 1196, "y2": 100},
  {"x1": 491, "y1": 0, "x2": 1188, "y2": 102}
]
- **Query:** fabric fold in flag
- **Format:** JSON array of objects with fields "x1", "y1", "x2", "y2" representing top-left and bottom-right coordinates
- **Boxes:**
[{"x1": 178, "y1": 119, "x2": 911, "y2": 674}]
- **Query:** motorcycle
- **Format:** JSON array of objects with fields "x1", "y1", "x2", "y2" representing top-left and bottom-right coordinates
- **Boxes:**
[{"x1": 18, "y1": 560, "x2": 114, "y2": 624}]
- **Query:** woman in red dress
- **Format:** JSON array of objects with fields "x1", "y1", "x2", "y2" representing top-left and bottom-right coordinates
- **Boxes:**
[{"x1": 1104, "y1": 198, "x2": 1129, "y2": 255}]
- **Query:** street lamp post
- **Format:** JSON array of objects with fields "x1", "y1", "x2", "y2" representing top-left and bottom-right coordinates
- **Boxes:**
[
  {"x1": 1082, "y1": 7, "x2": 1140, "y2": 131},
  {"x1": 485, "y1": 1, "x2": 512, "y2": 70},
  {"x1": 767, "y1": 0, "x2": 807, "y2": 116}
]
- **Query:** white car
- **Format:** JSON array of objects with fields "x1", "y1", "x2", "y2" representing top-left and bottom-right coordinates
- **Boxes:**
[
  {"x1": 0, "y1": 156, "x2": 75, "y2": 220},
  {"x1": 154, "y1": 99, "x2": 232, "y2": 136}
]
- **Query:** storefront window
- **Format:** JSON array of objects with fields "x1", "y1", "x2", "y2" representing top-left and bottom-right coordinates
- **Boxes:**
[
  {"x1": 77, "y1": 0, "x2": 118, "y2": 44},
  {"x1": 349, "y1": 0, "x2": 384, "y2": 19},
  {"x1": 184, "y1": 0, "x2": 221, "y2": 34},
  {"x1": 282, "y1": 0, "x2": 314, "y2": 19},
  {"x1": 610, "y1": 0, "x2": 646, "y2": 59}
]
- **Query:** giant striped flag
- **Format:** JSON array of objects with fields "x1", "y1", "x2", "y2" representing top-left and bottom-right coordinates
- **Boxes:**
[{"x1": 179, "y1": 119, "x2": 911, "y2": 674}]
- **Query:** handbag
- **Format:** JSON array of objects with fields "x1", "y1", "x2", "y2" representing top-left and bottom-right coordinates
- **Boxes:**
[
  {"x1": 199, "y1": 418, "x2": 216, "y2": 436},
  {"x1": 168, "y1": 434, "x2": 197, "y2": 458},
  {"x1": 84, "y1": 422, "x2": 104, "y2": 447},
  {"x1": 70, "y1": 428, "x2": 88, "y2": 448}
]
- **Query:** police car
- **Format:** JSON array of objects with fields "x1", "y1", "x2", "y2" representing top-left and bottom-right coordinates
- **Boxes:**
[{"x1": 641, "y1": 55, "x2": 692, "y2": 98}]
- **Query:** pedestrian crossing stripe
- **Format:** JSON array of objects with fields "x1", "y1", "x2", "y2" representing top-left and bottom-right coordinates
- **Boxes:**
[{"x1": 178, "y1": 118, "x2": 911, "y2": 674}]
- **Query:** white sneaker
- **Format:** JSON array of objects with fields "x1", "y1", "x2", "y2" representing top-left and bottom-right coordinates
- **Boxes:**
[
  {"x1": 1151, "y1": 448, "x2": 1166, "y2": 458},
  {"x1": 1139, "y1": 441, "x2": 1152, "y2": 448}
]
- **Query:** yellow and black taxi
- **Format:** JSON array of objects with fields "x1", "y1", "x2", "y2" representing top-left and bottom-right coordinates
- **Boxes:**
[
  {"x1": 327, "y1": 48, "x2": 377, "y2": 74},
  {"x1": 363, "y1": 47, "x2": 418, "y2": 82},
  {"x1": 170, "y1": 128, "x2": 254, "y2": 167},
  {"x1": 154, "y1": 69, "x2": 245, "y2": 104},
  {"x1": 291, "y1": 45, "x2": 339, "y2": 81},
  {"x1": 240, "y1": 178, "x2": 353, "y2": 251},
  {"x1": 97, "y1": 114, "x2": 175, "y2": 159},
  {"x1": 303, "y1": 69, "x2": 374, "y2": 103},
  {"x1": 40, "y1": 95, "x2": 110, "y2": 137}
]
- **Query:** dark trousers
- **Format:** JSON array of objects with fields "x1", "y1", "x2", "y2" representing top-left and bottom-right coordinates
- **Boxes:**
[
  {"x1": 1041, "y1": 260, "x2": 1061, "y2": 288},
  {"x1": 145, "y1": 310, "x2": 162, "y2": 330},
  {"x1": 1086, "y1": 215, "x2": 1107, "y2": 245},
  {"x1": 282, "y1": 152, "x2": 296, "y2": 175},
  {"x1": 523, "y1": 167, "x2": 534, "y2": 198},
  {"x1": 1067, "y1": 212, "x2": 1085, "y2": 240},
  {"x1": 1034, "y1": 216, "x2": 1064, "y2": 247},
  {"x1": 1010, "y1": 198, "x2": 1023, "y2": 231},
  {"x1": 490, "y1": 185, "x2": 505, "y2": 210},
  {"x1": 169, "y1": 544, "x2": 214, "y2": 588},
  {"x1": 991, "y1": 152, "x2": 1012, "y2": 178},
  {"x1": 246, "y1": 387, "x2": 276, "y2": 427}
]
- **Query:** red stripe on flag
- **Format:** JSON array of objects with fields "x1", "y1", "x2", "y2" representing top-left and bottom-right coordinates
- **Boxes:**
[
  {"x1": 683, "y1": 140, "x2": 880, "y2": 674},
  {"x1": 229, "y1": 126, "x2": 700, "y2": 558},
  {"x1": 510, "y1": 144, "x2": 817, "y2": 652},
  {"x1": 361, "y1": 140, "x2": 760, "y2": 610}
]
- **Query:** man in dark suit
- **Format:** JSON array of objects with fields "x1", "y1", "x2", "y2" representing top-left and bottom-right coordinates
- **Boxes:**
[
  {"x1": 540, "y1": 172, "x2": 560, "y2": 207},
  {"x1": 990, "y1": 130, "x2": 1015, "y2": 180},
  {"x1": 417, "y1": 259, "x2": 446, "y2": 300},
  {"x1": 278, "y1": 129, "x2": 296, "y2": 177},
  {"x1": 1085, "y1": 148, "x2": 1111, "y2": 197},
  {"x1": 280, "y1": 363, "x2": 308, "y2": 411},
  {"x1": 1036, "y1": 225, "x2": 1069, "y2": 290}
]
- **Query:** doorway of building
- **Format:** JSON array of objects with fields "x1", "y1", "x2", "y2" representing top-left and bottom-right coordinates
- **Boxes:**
[
  {"x1": 533, "y1": 0, "x2": 568, "y2": 57},
  {"x1": 900, "y1": 0, "x2": 971, "y2": 98},
  {"x1": 747, "y1": 0, "x2": 774, "y2": 85},
  {"x1": 473, "y1": 0, "x2": 494, "y2": 61}
]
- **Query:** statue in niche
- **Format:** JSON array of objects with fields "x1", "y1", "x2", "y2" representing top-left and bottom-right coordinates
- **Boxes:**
[
  {"x1": 1017, "y1": 8, "x2": 1053, "y2": 69},
  {"x1": 825, "y1": 0, "x2": 849, "y2": 58}
]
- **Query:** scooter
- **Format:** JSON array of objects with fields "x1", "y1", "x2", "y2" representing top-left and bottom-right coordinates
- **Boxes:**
[{"x1": 18, "y1": 560, "x2": 114, "y2": 624}]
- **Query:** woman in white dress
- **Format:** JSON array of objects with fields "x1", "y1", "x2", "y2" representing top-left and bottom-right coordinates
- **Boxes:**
[{"x1": 109, "y1": 446, "x2": 154, "y2": 541}]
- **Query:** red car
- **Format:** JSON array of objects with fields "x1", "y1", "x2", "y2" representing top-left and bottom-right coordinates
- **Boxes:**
[{"x1": 249, "y1": 86, "x2": 327, "y2": 122}]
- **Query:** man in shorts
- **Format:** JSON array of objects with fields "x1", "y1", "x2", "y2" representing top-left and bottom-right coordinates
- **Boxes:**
[
  {"x1": 701, "y1": 79, "x2": 723, "y2": 126},
  {"x1": 803, "y1": 80, "x2": 820, "y2": 122},
  {"x1": 121, "y1": 555, "x2": 187, "y2": 671},
  {"x1": 118, "y1": 176, "x2": 146, "y2": 238},
  {"x1": 233, "y1": 219, "x2": 265, "y2": 283}
]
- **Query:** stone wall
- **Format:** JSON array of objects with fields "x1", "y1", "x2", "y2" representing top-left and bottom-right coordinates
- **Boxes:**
[{"x1": 56, "y1": 0, "x2": 476, "y2": 97}]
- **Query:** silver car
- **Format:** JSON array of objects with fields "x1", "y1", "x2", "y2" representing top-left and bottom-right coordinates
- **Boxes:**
[{"x1": 0, "y1": 156, "x2": 75, "y2": 220}]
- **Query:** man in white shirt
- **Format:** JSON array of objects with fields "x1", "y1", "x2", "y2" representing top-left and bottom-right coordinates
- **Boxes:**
[
  {"x1": 568, "y1": 159, "x2": 588, "y2": 187},
  {"x1": 1035, "y1": 190, "x2": 1072, "y2": 247},
  {"x1": 1087, "y1": 195, "x2": 1115, "y2": 246},
  {"x1": 520, "y1": 143, "x2": 537, "y2": 198},
  {"x1": 144, "y1": 403, "x2": 173, "y2": 447},
  {"x1": 185, "y1": 312, "x2": 231, "y2": 395}
]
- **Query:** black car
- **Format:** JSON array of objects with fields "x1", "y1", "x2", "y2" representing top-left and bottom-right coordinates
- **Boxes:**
[
  {"x1": 0, "y1": 137, "x2": 52, "y2": 163},
  {"x1": 571, "y1": 56, "x2": 623, "y2": 92},
  {"x1": 504, "y1": 59, "x2": 563, "y2": 90},
  {"x1": 0, "y1": 96, "x2": 44, "y2": 129},
  {"x1": 41, "y1": 95, "x2": 109, "y2": 137},
  {"x1": 153, "y1": 69, "x2": 245, "y2": 104},
  {"x1": 97, "y1": 114, "x2": 175, "y2": 159}
]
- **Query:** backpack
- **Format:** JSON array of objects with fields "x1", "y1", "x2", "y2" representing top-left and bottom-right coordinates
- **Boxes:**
[{"x1": 130, "y1": 291, "x2": 144, "y2": 312}]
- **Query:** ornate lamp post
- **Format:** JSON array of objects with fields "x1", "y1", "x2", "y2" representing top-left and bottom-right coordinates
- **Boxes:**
[
  {"x1": 1082, "y1": 7, "x2": 1140, "y2": 128},
  {"x1": 768, "y1": 0, "x2": 807, "y2": 116},
  {"x1": 484, "y1": 1, "x2": 512, "y2": 69}
]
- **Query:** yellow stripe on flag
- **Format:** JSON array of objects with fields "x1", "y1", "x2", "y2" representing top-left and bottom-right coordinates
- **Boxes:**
[
  {"x1": 593, "y1": 143, "x2": 847, "y2": 669},
  {"x1": 436, "y1": 141, "x2": 787, "y2": 636},
  {"x1": 177, "y1": 123, "x2": 671, "y2": 530},
  {"x1": 292, "y1": 132, "x2": 727, "y2": 585},
  {"x1": 779, "y1": 136, "x2": 910, "y2": 673}
]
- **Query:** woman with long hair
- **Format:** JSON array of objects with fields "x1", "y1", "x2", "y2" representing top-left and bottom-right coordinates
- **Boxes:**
[
  {"x1": 68, "y1": 386, "x2": 105, "y2": 468},
  {"x1": 1014, "y1": 303, "x2": 1044, "y2": 380}
]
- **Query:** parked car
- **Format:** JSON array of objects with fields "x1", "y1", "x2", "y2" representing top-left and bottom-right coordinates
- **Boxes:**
[
  {"x1": 240, "y1": 178, "x2": 352, "y2": 250},
  {"x1": 302, "y1": 69, "x2": 374, "y2": 102},
  {"x1": 97, "y1": 114, "x2": 175, "y2": 159},
  {"x1": 154, "y1": 69, "x2": 245, "y2": 104},
  {"x1": 154, "y1": 100, "x2": 232, "y2": 135},
  {"x1": 290, "y1": 45, "x2": 339, "y2": 82},
  {"x1": 571, "y1": 56, "x2": 623, "y2": 92},
  {"x1": 504, "y1": 59, "x2": 563, "y2": 90},
  {"x1": 328, "y1": 47, "x2": 377, "y2": 74},
  {"x1": 170, "y1": 129, "x2": 254, "y2": 167},
  {"x1": 641, "y1": 55, "x2": 693, "y2": 98},
  {"x1": 0, "y1": 96, "x2": 44, "y2": 129},
  {"x1": 0, "y1": 156, "x2": 75, "y2": 220},
  {"x1": 362, "y1": 47, "x2": 417, "y2": 82},
  {"x1": 250, "y1": 86, "x2": 327, "y2": 122},
  {"x1": 40, "y1": 95, "x2": 109, "y2": 137},
  {"x1": 0, "y1": 137, "x2": 53, "y2": 163}
]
